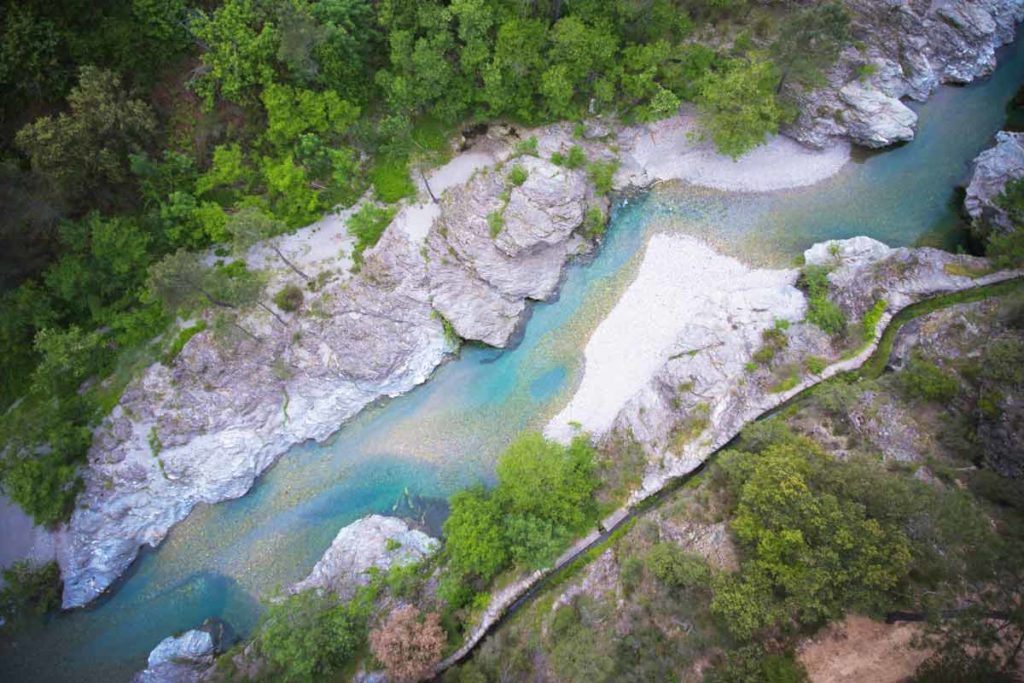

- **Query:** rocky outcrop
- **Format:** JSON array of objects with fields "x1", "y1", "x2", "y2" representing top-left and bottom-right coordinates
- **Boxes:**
[
  {"x1": 837, "y1": 82, "x2": 918, "y2": 148},
  {"x1": 550, "y1": 236, "x2": 1019, "y2": 502},
  {"x1": 132, "y1": 620, "x2": 227, "y2": 683},
  {"x1": 789, "y1": 0, "x2": 1024, "y2": 148},
  {"x1": 426, "y1": 155, "x2": 592, "y2": 346},
  {"x1": 889, "y1": 298, "x2": 1024, "y2": 478},
  {"x1": 290, "y1": 515, "x2": 439, "y2": 599},
  {"x1": 58, "y1": 226, "x2": 448, "y2": 608},
  {"x1": 966, "y1": 131, "x2": 1024, "y2": 233},
  {"x1": 59, "y1": 144, "x2": 594, "y2": 608}
]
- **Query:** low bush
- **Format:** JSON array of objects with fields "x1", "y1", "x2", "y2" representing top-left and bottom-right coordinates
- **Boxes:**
[
  {"x1": 798, "y1": 265, "x2": 847, "y2": 336},
  {"x1": 442, "y1": 433, "x2": 599, "y2": 591},
  {"x1": 565, "y1": 146, "x2": 587, "y2": 169},
  {"x1": 487, "y1": 211, "x2": 504, "y2": 238},
  {"x1": 371, "y1": 159, "x2": 416, "y2": 203},
  {"x1": 507, "y1": 165, "x2": 528, "y2": 187},
  {"x1": 587, "y1": 160, "x2": 619, "y2": 195},
  {"x1": 274, "y1": 284, "x2": 304, "y2": 312},
  {"x1": 645, "y1": 543, "x2": 710, "y2": 592},
  {"x1": 257, "y1": 587, "x2": 373, "y2": 681},
  {"x1": 896, "y1": 354, "x2": 959, "y2": 403},
  {"x1": 514, "y1": 136, "x2": 539, "y2": 157},
  {"x1": 162, "y1": 320, "x2": 207, "y2": 365},
  {"x1": 583, "y1": 206, "x2": 606, "y2": 238},
  {"x1": 347, "y1": 204, "x2": 397, "y2": 266}
]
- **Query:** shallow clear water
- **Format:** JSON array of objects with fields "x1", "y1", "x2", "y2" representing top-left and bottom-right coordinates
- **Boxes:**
[{"x1": 3, "y1": 37, "x2": 1022, "y2": 682}]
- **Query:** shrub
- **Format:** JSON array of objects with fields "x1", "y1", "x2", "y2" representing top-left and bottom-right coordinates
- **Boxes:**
[
  {"x1": 162, "y1": 320, "x2": 207, "y2": 365},
  {"x1": 619, "y1": 556, "x2": 644, "y2": 596},
  {"x1": 804, "y1": 356, "x2": 827, "y2": 375},
  {"x1": 0, "y1": 560, "x2": 62, "y2": 621},
  {"x1": 514, "y1": 137, "x2": 538, "y2": 157},
  {"x1": 798, "y1": 265, "x2": 846, "y2": 336},
  {"x1": 706, "y1": 645, "x2": 809, "y2": 683},
  {"x1": 861, "y1": 299, "x2": 886, "y2": 343},
  {"x1": 896, "y1": 354, "x2": 959, "y2": 403},
  {"x1": 587, "y1": 160, "x2": 619, "y2": 195},
  {"x1": 369, "y1": 606, "x2": 445, "y2": 683},
  {"x1": 274, "y1": 284, "x2": 304, "y2": 312},
  {"x1": 442, "y1": 434, "x2": 599, "y2": 585},
  {"x1": 565, "y1": 145, "x2": 586, "y2": 169},
  {"x1": 507, "y1": 165, "x2": 528, "y2": 187},
  {"x1": 645, "y1": 543, "x2": 710, "y2": 591},
  {"x1": 347, "y1": 204, "x2": 396, "y2": 266},
  {"x1": 371, "y1": 159, "x2": 416, "y2": 203},
  {"x1": 487, "y1": 210, "x2": 504, "y2": 238},
  {"x1": 550, "y1": 151, "x2": 565, "y2": 166},
  {"x1": 583, "y1": 206, "x2": 606, "y2": 238},
  {"x1": 258, "y1": 589, "x2": 371, "y2": 682}
]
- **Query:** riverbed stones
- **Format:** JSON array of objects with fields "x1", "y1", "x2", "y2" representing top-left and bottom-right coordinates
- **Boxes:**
[
  {"x1": 290, "y1": 515, "x2": 439, "y2": 600},
  {"x1": 966, "y1": 131, "x2": 1024, "y2": 233}
]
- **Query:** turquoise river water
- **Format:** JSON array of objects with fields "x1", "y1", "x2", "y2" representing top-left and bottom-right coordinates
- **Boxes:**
[{"x1": 2, "y1": 37, "x2": 1022, "y2": 682}]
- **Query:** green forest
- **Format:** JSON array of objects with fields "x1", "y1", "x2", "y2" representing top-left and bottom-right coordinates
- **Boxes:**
[{"x1": 0, "y1": 0, "x2": 850, "y2": 527}]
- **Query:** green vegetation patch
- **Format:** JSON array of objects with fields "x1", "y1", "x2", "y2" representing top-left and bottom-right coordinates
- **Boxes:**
[
  {"x1": 162, "y1": 320, "x2": 207, "y2": 365},
  {"x1": 371, "y1": 159, "x2": 416, "y2": 204},
  {"x1": 798, "y1": 264, "x2": 847, "y2": 336},
  {"x1": 347, "y1": 204, "x2": 397, "y2": 268}
]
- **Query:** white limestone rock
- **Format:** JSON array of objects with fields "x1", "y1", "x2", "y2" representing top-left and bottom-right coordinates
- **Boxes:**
[
  {"x1": 966, "y1": 131, "x2": 1024, "y2": 233},
  {"x1": 290, "y1": 515, "x2": 439, "y2": 600},
  {"x1": 837, "y1": 82, "x2": 918, "y2": 148},
  {"x1": 132, "y1": 628, "x2": 216, "y2": 683}
]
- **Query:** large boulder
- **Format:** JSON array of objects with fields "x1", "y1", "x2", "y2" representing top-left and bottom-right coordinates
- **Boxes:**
[
  {"x1": 425, "y1": 156, "x2": 590, "y2": 346},
  {"x1": 965, "y1": 131, "x2": 1024, "y2": 233},
  {"x1": 290, "y1": 515, "x2": 439, "y2": 599},
  {"x1": 837, "y1": 82, "x2": 918, "y2": 148},
  {"x1": 132, "y1": 620, "x2": 227, "y2": 683}
]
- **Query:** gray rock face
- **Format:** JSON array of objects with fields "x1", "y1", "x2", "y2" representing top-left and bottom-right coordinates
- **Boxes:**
[
  {"x1": 426, "y1": 156, "x2": 590, "y2": 346},
  {"x1": 132, "y1": 628, "x2": 216, "y2": 683},
  {"x1": 789, "y1": 0, "x2": 1024, "y2": 148},
  {"x1": 595, "y1": 237, "x2": 1017, "y2": 500},
  {"x1": 837, "y1": 82, "x2": 918, "y2": 148},
  {"x1": 966, "y1": 131, "x2": 1024, "y2": 233},
  {"x1": 57, "y1": 129, "x2": 597, "y2": 609},
  {"x1": 290, "y1": 515, "x2": 439, "y2": 599},
  {"x1": 59, "y1": 228, "x2": 448, "y2": 608}
]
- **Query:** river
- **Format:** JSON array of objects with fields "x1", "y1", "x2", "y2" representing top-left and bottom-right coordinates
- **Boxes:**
[{"x1": 2, "y1": 36, "x2": 1022, "y2": 683}]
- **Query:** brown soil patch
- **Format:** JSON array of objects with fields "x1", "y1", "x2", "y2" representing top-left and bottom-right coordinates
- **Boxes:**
[{"x1": 797, "y1": 615, "x2": 930, "y2": 683}]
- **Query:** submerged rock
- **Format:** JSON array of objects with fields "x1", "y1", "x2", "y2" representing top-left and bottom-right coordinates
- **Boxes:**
[
  {"x1": 966, "y1": 130, "x2": 1024, "y2": 233},
  {"x1": 290, "y1": 515, "x2": 439, "y2": 599}
]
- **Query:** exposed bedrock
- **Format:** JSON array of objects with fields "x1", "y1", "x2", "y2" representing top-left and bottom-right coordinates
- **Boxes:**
[
  {"x1": 289, "y1": 514, "x2": 439, "y2": 600},
  {"x1": 58, "y1": 152, "x2": 592, "y2": 609},
  {"x1": 966, "y1": 130, "x2": 1024, "y2": 233},
  {"x1": 789, "y1": 0, "x2": 1024, "y2": 149}
]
